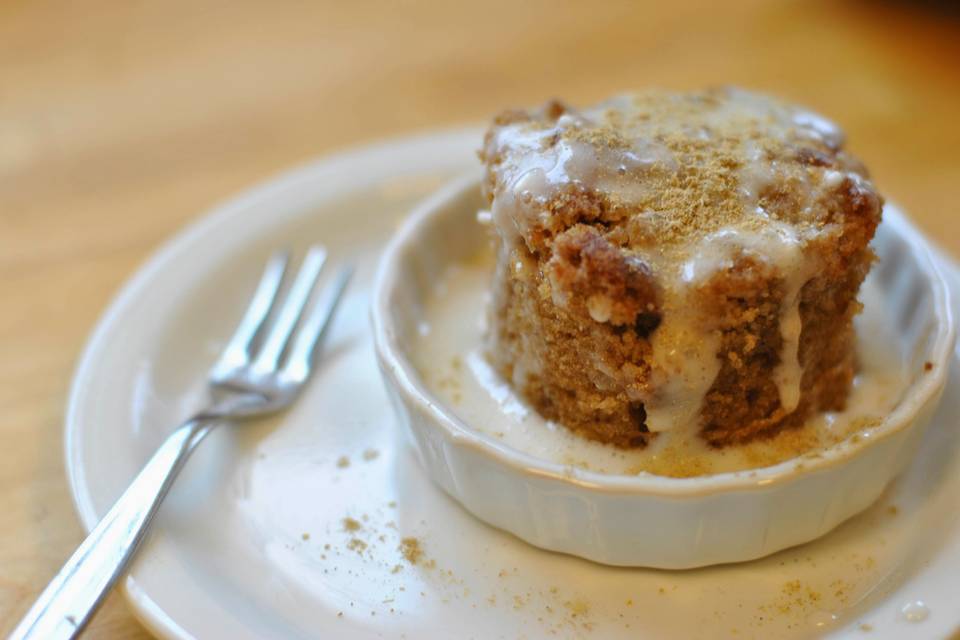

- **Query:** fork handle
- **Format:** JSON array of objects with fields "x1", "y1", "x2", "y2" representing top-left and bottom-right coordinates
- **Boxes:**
[{"x1": 9, "y1": 418, "x2": 214, "y2": 640}]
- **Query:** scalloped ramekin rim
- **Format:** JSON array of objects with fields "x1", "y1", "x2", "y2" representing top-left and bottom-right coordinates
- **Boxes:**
[{"x1": 372, "y1": 173, "x2": 956, "y2": 497}]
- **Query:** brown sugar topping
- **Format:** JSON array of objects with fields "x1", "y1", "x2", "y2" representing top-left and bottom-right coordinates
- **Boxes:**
[{"x1": 481, "y1": 87, "x2": 869, "y2": 260}]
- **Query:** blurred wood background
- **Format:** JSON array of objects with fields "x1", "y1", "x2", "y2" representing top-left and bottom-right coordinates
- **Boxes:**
[{"x1": 1, "y1": 0, "x2": 958, "y2": 636}]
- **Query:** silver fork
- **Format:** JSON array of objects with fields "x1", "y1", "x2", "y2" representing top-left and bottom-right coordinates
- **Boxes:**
[{"x1": 10, "y1": 247, "x2": 352, "y2": 640}]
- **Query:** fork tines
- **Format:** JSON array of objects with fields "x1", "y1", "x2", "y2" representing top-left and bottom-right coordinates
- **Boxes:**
[{"x1": 211, "y1": 246, "x2": 352, "y2": 385}]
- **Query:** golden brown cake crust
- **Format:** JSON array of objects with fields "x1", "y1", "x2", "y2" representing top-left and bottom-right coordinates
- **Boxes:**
[{"x1": 481, "y1": 88, "x2": 883, "y2": 447}]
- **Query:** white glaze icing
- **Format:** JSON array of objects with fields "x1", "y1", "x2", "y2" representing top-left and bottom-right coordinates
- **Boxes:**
[
  {"x1": 636, "y1": 301, "x2": 722, "y2": 432},
  {"x1": 680, "y1": 221, "x2": 818, "y2": 414}
]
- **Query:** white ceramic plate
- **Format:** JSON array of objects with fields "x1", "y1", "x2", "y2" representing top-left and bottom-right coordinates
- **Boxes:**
[{"x1": 66, "y1": 128, "x2": 960, "y2": 639}]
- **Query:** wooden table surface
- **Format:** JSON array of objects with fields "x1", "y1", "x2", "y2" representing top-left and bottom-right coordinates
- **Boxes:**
[{"x1": 1, "y1": 1, "x2": 958, "y2": 637}]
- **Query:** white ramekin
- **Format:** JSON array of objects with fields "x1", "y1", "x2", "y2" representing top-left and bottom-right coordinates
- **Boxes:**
[{"x1": 371, "y1": 174, "x2": 955, "y2": 569}]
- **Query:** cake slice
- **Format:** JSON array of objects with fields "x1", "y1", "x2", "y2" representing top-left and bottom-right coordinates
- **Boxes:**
[{"x1": 479, "y1": 87, "x2": 882, "y2": 447}]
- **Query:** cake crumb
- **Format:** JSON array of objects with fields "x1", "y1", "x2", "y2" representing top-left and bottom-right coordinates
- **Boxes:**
[
  {"x1": 564, "y1": 599, "x2": 590, "y2": 617},
  {"x1": 400, "y1": 537, "x2": 424, "y2": 565},
  {"x1": 347, "y1": 538, "x2": 367, "y2": 554},
  {"x1": 830, "y1": 579, "x2": 853, "y2": 605},
  {"x1": 342, "y1": 517, "x2": 362, "y2": 532},
  {"x1": 363, "y1": 448, "x2": 380, "y2": 461},
  {"x1": 301, "y1": 532, "x2": 310, "y2": 541},
  {"x1": 336, "y1": 456, "x2": 350, "y2": 468},
  {"x1": 859, "y1": 623, "x2": 873, "y2": 632}
]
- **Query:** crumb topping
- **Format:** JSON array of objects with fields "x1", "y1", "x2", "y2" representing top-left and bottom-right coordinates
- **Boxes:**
[{"x1": 481, "y1": 87, "x2": 874, "y2": 258}]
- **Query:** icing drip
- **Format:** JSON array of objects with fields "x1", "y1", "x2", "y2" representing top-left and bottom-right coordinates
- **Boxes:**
[
  {"x1": 638, "y1": 294, "x2": 722, "y2": 432},
  {"x1": 670, "y1": 222, "x2": 816, "y2": 429},
  {"x1": 776, "y1": 287, "x2": 804, "y2": 412}
]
